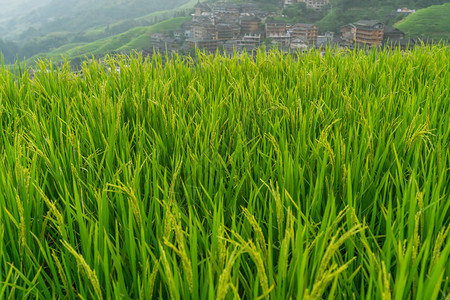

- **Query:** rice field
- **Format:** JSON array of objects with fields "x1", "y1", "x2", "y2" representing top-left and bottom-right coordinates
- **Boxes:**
[{"x1": 0, "y1": 45, "x2": 449, "y2": 299}]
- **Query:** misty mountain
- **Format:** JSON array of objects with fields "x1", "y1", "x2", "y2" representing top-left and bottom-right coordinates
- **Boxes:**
[
  {"x1": 0, "y1": 0, "x2": 51, "y2": 18},
  {"x1": 1, "y1": 0, "x2": 191, "y2": 41}
]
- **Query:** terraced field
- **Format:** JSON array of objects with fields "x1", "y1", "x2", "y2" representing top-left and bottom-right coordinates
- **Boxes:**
[{"x1": 0, "y1": 46, "x2": 449, "y2": 299}]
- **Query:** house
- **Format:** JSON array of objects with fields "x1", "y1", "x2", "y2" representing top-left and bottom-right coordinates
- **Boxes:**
[
  {"x1": 240, "y1": 16, "x2": 261, "y2": 35},
  {"x1": 383, "y1": 38, "x2": 416, "y2": 50},
  {"x1": 223, "y1": 40, "x2": 237, "y2": 52},
  {"x1": 290, "y1": 24, "x2": 318, "y2": 44},
  {"x1": 192, "y1": 15, "x2": 214, "y2": 25},
  {"x1": 194, "y1": 1, "x2": 211, "y2": 16},
  {"x1": 241, "y1": 3, "x2": 260, "y2": 14},
  {"x1": 192, "y1": 23, "x2": 216, "y2": 40},
  {"x1": 303, "y1": 0, "x2": 329, "y2": 10},
  {"x1": 271, "y1": 34, "x2": 291, "y2": 45},
  {"x1": 237, "y1": 34, "x2": 261, "y2": 49},
  {"x1": 150, "y1": 34, "x2": 178, "y2": 53},
  {"x1": 223, "y1": 40, "x2": 244, "y2": 54},
  {"x1": 383, "y1": 28, "x2": 414, "y2": 50},
  {"x1": 212, "y1": 3, "x2": 240, "y2": 18},
  {"x1": 340, "y1": 21, "x2": 386, "y2": 48},
  {"x1": 173, "y1": 30, "x2": 185, "y2": 41},
  {"x1": 283, "y1": 0, "x2": 296, "y2": 8},
  {"x1": 354, "y1": 20, "x2": 384, "y2": 47},
  {"x1": 187, "y1": 38, "x2": 218, "y2": 52},
  {"x1": 266, "y1": 21, "x2": 287, "y2": 38},
  {"x1": 317, "y1": 32, "x2": 334, "y2": 47},
  {"x1": 396, "y1": 7, "x2": 416, "y2": 14},
  {"x1": 340, "y1": 24, "x2": 356, "y2": 44},
  {"x1": 184, "y1": 29, "x2": 192, "y2": 39},
  {"x1": 290, "y1": 37, "x2": 309, "y2": 51},
  {"x1": 215, "y1": 24, "x2": 235, "y2": 41},
  {"x1": 383, "y1": 27, "x2": 405, "y2": 41},
  {"x1": 182, "y1": 21, "x2": 193, "y2": 38},
  {"x1": 285, "y1": 0, "x2": 331, "y2": 9}
]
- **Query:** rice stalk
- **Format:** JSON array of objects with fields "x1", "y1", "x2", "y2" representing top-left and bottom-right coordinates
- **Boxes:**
[{"x1": 62, "y1": 241, "x2": 103, "y2": 300}]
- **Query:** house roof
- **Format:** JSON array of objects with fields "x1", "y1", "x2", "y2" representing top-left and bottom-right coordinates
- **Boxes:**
[
  {"x1": 295, "y1": 23, "x2": 316, "y2": 28},
  {"x1": 291, "y1": 37, "x2": 308, "y2": 43},
  {"x1": 212, "y1": 3, "x2": 240, "y2": 9},
  {"x1": 241, "y1": 16, "x2": 261, "y2": 21},
  {"x1": 341, "y1": 24, "x2": 356, "y2": 29},
  {"x1": 292, "y1": 23, "x2": 316, "y2": 29},
  {"x1": 265, "y1": 20, "x2": 286, "y2": 24},
  {"x1": 195, "y1": 2, "x2": 210, "y2": 9},
  {"x1": 354, "y1": 20, "x2": 383, "y2": 27},
  {"x1": 383, "y1": 38, "x2": 416, "y2": 47}
]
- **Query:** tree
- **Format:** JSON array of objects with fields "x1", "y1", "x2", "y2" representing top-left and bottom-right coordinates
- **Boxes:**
[{"x1": 0, "y1": 39, "x2": 19, "y2": 64}]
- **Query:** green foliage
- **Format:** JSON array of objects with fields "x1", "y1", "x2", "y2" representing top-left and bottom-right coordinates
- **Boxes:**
[
  {"x1": 395, "y1": 3, "x2": 450, "y2": 41},
  {"x1": 317, "y1": 0, "x2": 450, "y2": 32},
  {"x1": 18, "y1": 32, "x2": 72, "y2": 59},
  {"x1": 9, "y1": 1, "x2": 195, "y2": 61},
  {"x1": 251, "y1": 0, "x2": 279, "y2": 3},
  {"x1": 3, "y1": 0, "x2": 192, "y2": 43},
  {"x1": 0, "y1": 39, "x2": 19, "y2": 63},
  {"x1": 317, "y1": 5, "x2": 402, "y2": 32},
  {"x1": 338, "y1": 0, "x2": 447, "y2": 9},
  {"x1": 20, "y1": 17, "x2": 189, "y2": 66},
  {"x1": 0, "y1": 46, "x2": 450, "y2": 299},
  {"x1": 281, "y1": 3, "x2": 325, "y2": 23}
]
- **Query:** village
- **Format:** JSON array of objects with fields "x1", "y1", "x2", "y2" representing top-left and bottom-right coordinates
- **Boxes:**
[
  {"x1": 147, "y1": 0, "x2": 414, "y2": 56},
  {"x1": 28, "y1": 0, "x2": 417, "y2": 78}
]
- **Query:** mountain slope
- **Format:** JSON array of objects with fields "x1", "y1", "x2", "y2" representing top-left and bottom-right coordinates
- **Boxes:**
[
  {"x1": 27, "y1": 17, "x2": 190, "y2": 64},
  {"x1": 316, "y1": 0, "x2": 450, "y2": 32},
  {"x1": 395, "y1": 3, "x2": 450, "y2": 40},
  {"x1": 2, "y1": 0, "x2": 191, "y2": 42},
  {"x1": 0, "y1": 0, "x2": 50, "y2": 19}
]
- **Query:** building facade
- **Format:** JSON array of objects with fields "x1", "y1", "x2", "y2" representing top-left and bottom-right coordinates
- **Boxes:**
[
  {"x1": 340, "y1": 24, "x2": 356, "y2": 44},
  {"x1": 192, "y1": 23, "x2": 216, "y2": 40},
  {"x1": 237, "y1": 34, "x2": 261, "y2": 49},
  {"x1": 305, "y1": 0, "x2": 328, "y2": 10},
  {"x1": 265, "y1": 21, "x2": 287, "y2": 38},
  {"x1": 290, "y1": 24, "x2": 318, "y2": 44},
  {"x1": 187, "y1": 39, "x2": 218, "y2": 52},
  {"x1": 354, "y1": 20, "x2": 384, "y2": 47},
  {"x1": 289, "y1": 0, "x2": 328, "y2": 10},
  {"x1": 194, "y1": 2, "x2": 211, "y2": 16},
  {"x1": 240, "y1": 16, "x2": 261, "y2": 34}
]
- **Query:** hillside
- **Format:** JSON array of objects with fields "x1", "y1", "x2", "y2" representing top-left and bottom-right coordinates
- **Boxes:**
[
  {"x1": 1, "y1": 0, "x2": 191, "y2": 42},
  {"x1": 1, "y1": 0, "x2": 197, "y2": 63},
  {"x1": 395, "y1": 3, "x2": 450, "y2": 40},
  {"x1": 28, "y1": 17, "x2": 190, "y2": 64},
  {"x1": 2, "y1": 0, "x2": 450, "y2": 65},
  {"x1": 0, "y1": 0, "x2": 50, "y2": 19},
  {"x1": 316, "y1": 0, "x2": 450, "y2": 32},
  {"x1": 316, "y1": 5, "x2": 397, "y2": 32}
]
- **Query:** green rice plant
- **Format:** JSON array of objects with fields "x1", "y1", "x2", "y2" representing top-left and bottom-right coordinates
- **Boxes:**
[{"x1": 0, "y1": 45, "x2": 449, "y2": 299}]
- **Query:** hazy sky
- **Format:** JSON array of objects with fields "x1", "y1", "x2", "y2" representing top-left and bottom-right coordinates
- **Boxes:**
[
  {"x1": 1, "y1": 0, "x2": 32, "y2": 9},
  {"x1": 0, "y1": 0, "x2": 48, "y2": 5},
  {"x1": 0, "y1": 0, "x2": 51, "y2": 11}
]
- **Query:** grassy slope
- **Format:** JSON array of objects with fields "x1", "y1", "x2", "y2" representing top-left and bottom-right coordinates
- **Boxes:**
[
  {"x1": 395, "y1": 3, "x2": 450, "y2": 40},
  {"x1": 3, "y1": 0, "x2": 192, "y2": 41},
  {"x1": 29, "y1": 17, "x2": 190, "y2": 63},
  {"x1": 316, "y1": 5, "x2": 397, "y2": 32},
  {"x1": 9, "y1": 0, "x2": 197, "y2": 66},
  {"x1": 273, "y1": 2, "x2": 400, "y2": 32},
  {"x1": 82, "y1": 0, "x2": 198, "y2": 41}
]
